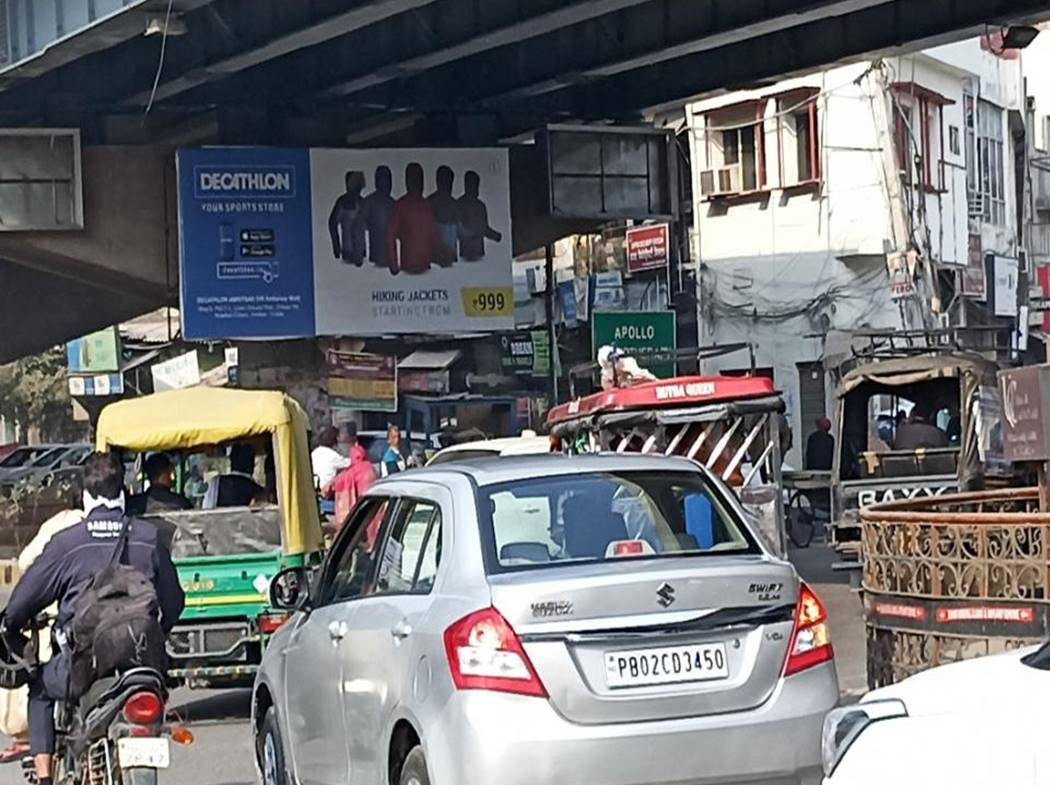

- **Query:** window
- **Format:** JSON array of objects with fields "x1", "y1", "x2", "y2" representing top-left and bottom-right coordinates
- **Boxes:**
[
  {"x1": 964, "y1": 93, "x2": 977, "y2": 200},
  {"x1": 777, "y1": 94, "x2": 821, "y2": 187},
  {"x1": 322, "y1": 499, "x2": 390, "y2": 605},
  {"x1": 976, "y1": 99, "x2": 1006, "y2": 225},
  {"x1": 479, "y1": 470, "x2": 759, "y2": 574},
  {"x1": 793, "y1": 110, "x2": 817, "y2": 183},
  {"x1": 699, "y1": 104, "x2": 766, "y2": 197},
  {"x1": 949, "y1": 126, "x2": 960, "y2": 156},
  {"x1": 893, "y1": 98, "x2": 944, "y2": 192},
  {"x1": 722, "y1": 125, "x2": 759, "y2": 191},
  {"x1": 375, "y1": 500, "x2": 442, "y2": 594}
]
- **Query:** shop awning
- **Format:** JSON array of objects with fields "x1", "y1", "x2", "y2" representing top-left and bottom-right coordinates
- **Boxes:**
[{"x1": 398, "y1": 350, "x2": 462, "y2": 371}]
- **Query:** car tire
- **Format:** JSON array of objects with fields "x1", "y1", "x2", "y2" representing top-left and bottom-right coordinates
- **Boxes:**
[
  {"x1": 258, "y1": 708, "x2": 289, "y2": 785},
  {"x1": 399, "y1": 746, "x2": 430, "y2": 785}
]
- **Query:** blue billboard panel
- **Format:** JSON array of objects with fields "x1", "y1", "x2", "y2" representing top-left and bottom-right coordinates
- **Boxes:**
[{"x1": 177, "y1": 148, "x2": 315, "y2": 340}]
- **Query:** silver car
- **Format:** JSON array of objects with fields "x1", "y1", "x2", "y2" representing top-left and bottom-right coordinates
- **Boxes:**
[{"x1": 252, "y1": 455, "x2": 838, "y2": 785}]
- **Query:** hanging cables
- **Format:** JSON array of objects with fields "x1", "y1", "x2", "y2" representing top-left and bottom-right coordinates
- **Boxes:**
[{"x1": 144, "y1": 0, "x2": 175, "y2": 116}]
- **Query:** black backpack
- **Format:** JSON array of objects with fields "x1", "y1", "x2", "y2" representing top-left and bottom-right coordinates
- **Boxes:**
[{"x1": 68, "y1": 518, "x2": 167, "y2": 697}]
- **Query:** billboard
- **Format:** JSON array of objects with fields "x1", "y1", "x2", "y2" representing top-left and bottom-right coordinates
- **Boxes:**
[
  {"x1": 999, "y1": 365, "x2": 1050, "y2": 463},
  {"x1": 327, "y1": 351, "x2": 397, "y2": 413},
  {"x1": 177, "y1": 147, "x2": 514, "y2": 340},
  {"x1": 500, "y1": 331, "x2": 550, "y2": 378},
  {"x1": 66, "y1": 327, "x2": 120, "y2": 373},
  {"x1": 592, "y1": 311, "x2": 677, "y2": 379}
]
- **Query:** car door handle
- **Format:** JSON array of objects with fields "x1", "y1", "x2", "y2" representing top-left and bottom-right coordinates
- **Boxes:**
[
  {"x1": 390, "y1": 621, "x2": 412, "y2": 641},
  {"x1": 328, "y1": 620, "x2": 348, "y2": 642}
]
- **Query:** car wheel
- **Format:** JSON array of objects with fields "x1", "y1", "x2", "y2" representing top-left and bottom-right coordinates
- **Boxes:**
[
  {"x1": 399, "y1": 746, "x2": 430, "y2": 785},
  {"x1": 259, "y1": 708, "x2": 288, "y2": 785}
]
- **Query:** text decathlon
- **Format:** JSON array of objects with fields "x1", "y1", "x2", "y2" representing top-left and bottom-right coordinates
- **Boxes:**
[{"x1": 195, "y1": 167, "x2": 295, "y2": 197}]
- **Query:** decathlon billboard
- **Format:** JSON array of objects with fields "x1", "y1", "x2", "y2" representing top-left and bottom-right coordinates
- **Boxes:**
[{"x1": 177, "y1": 147, "x2": 514, "y2": 340}]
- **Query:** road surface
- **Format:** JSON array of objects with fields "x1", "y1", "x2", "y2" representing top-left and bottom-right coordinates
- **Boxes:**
[{"x1": 0, "y1": 689, "x2": 256, "y2": 785}]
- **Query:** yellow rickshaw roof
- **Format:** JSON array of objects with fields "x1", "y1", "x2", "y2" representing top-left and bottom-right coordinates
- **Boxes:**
[{"x1": 96, "y1": 387, "x2": 305, "y2": 452}]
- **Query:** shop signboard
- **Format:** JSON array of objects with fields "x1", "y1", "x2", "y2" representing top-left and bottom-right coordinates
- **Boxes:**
[
  {"x1": 68, "y1": 374, "x2": 124, "y2": 397},
  {"x1": 626, "y1": 223, "x2": 669, "y2": 274},
  {"x1": 886, "y1": 251, "x2": 916, "y2": 300},
  {"x1": 998, "y1": 365, "x2": 1050, "y2": 463},
  {"x1": 327, "y1": 351, "x2": 397, "y2": 413},
  {"x1": 558, "y1": 280, "x2": 577, "y2": 326},
  {"x1": 177, "y1": 147, "x2": 514, "y2": 340},
  {"x1": 592, "y1": 311, "x2": 677, "y2": 379},
  {"x1": 66, "y1": 327, "x2": 120, "y2": 374},
  {"x1": 151, "y1": 350, "x2": 201, "y2": 392},
  {"x1": 500, "y1": 331, "x2": 550, "y2": 377},
  {"x1": 990, "y1": 254, "x2": 1020, "y2": 318},
  {"x1": 592, "y1": 270, "x2": 625, "y2": 311},
  {"x1": 960, "y1": 233, "x2": 987, "y2": 299}
]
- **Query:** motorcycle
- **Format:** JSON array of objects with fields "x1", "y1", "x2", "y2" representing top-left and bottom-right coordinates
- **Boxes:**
[{"x1": 21, "y1": 666, "x2": 185, "y2": 785}]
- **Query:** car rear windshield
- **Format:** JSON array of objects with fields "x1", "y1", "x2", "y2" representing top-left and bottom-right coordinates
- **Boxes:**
[{"x1": 478, "y1": 470, "x2": 759, "y2": 573}]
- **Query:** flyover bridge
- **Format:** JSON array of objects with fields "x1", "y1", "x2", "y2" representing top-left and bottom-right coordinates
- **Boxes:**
[{"x1": 1, "y1": 0, "x2": 1048, "y2": 360}]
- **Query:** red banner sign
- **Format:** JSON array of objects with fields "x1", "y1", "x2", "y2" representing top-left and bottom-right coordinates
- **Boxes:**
[{"x1": 626, "y1": 224, "x2": 670, "y2": 274}]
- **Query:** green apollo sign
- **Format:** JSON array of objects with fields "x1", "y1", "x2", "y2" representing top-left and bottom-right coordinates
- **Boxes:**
[{"x1": 592, "y1": 311, "x2": 677, "y2": 379}]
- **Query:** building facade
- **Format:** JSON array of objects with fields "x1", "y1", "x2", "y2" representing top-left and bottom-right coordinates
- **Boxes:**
[{"x1": 686, "y1": 36, "x2": 1030, "y2": 466}]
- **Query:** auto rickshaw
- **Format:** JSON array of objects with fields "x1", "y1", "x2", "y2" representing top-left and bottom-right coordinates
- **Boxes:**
[
  {"x1": 830, "y1": 352, "x2": 1012, "y2": 561},
  {"x1": 548, "y1": 352, "x2": 790, "y2": 557},
  {"x1": 95, "y1": 387, "x2": 325, "y2": 688}
]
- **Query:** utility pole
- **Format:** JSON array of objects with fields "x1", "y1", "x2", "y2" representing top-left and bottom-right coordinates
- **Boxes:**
[
  {"x1": 867, "y1": 63, "x2": 940, "y2": 330},
  {"x1": 545, "y1": 243, "x2": 559, "y2": 406}
]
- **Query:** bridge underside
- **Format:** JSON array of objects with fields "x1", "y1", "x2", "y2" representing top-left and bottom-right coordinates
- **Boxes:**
[{"x1": 1, "y1": 0, "x2": 1048, "y2": 361}]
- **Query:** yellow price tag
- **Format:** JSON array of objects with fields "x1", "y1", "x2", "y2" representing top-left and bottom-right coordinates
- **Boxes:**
[{"x1": 461, "y1": 287, "x2": 513, "y2": 318}]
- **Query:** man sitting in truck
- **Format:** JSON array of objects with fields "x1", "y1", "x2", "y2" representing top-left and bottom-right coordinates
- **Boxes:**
[{"x1": 894, "y1": 405, "x2": 948, "y2": 451}]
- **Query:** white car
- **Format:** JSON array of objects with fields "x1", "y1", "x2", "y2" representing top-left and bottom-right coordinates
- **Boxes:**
[
  {"x1": 822, "y1": 644, "x2": 1050, "y2": 784},
  {"x1": 427, "y1": 433, "x2": 551, "y2": 464}
]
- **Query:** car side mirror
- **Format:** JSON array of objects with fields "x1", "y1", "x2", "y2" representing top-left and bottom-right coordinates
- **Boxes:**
[{"x1": 269, "y1": 567, "x2": 311, "y2": 612}]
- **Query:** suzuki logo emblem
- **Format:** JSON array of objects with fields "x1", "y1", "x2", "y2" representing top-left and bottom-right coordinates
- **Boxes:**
[{"x1": 656, "y1": 583, "x2": 676, "y2": 608}]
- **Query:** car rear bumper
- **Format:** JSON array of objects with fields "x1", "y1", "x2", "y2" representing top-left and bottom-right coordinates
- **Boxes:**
[{"x1": 426, "y1": 661, "x2": 837, "y2": 785}]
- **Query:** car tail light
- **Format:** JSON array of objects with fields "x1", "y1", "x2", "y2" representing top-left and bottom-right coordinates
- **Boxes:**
[
  {"x1": 443, "y1": 608, "x2": 547, "y2": 698},
  {"x1": 123, "y1": 691, "x2": 164, "y2": 725},
  {"x1": 258, "y1": 613, "x2": 289, "y2": 635},
  {"x1": 784, "y1": 583, "x2": 833, "y2": 676}
]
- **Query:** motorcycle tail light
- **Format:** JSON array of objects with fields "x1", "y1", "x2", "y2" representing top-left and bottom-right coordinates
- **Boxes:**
[{"x1": 123, "y1": 691, "x2": 164, "y2": 725}]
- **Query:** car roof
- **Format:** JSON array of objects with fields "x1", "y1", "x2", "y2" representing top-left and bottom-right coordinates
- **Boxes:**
[
  {"x1": 410, "y1": 453, "x2": 702, "y2": 487},
  {"x1": 437, "y1": 436, "x2": 550, "y2": 456}
]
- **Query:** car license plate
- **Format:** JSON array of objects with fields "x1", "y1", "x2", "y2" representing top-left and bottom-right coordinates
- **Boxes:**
[
  {"x1": 605, "y1": 642, "x2": 729, "y2": 688},
  {"x1": 117, "y1": 738, "x2": 171, "y2": 769}
]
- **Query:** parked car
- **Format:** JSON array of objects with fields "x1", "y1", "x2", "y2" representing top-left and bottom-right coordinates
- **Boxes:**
[
  {"x1": 0, "y1": 443, "x2": 92, "y2": 489},
  {"x1": 252, "y1": 454, "x2": 838, "y2": 785},
  {"x1": 0, "y1": 444, "x2": 64, "y2": 483},
  {"x1": 427, "y1": 432, "x2": 551, "y2": 465},
  {"x1": 822, "y1": 645, "x2": 1049, "y2": 784}
]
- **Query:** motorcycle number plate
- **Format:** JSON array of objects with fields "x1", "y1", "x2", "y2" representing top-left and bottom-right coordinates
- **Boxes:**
[{"x1": 117, "y1": 738, "x2": 170, "y2": 769}]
